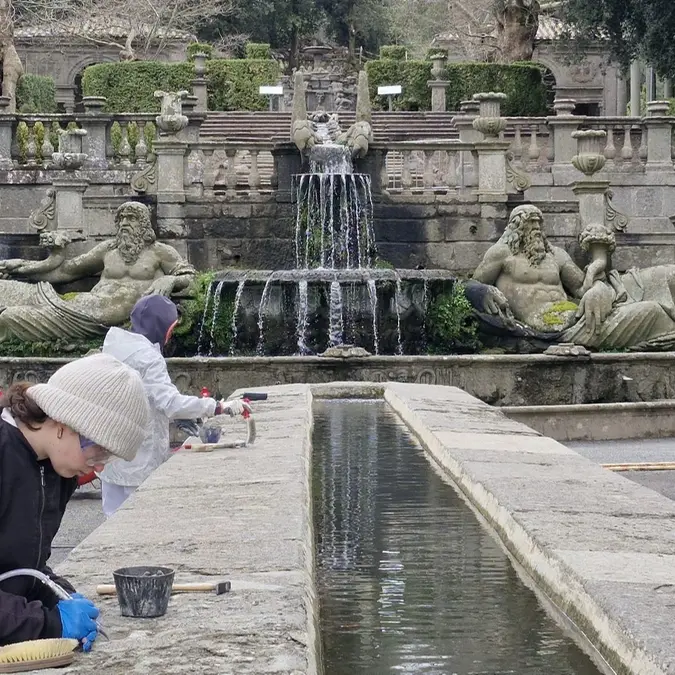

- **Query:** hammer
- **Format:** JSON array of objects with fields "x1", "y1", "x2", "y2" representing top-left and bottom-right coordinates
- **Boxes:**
[{"x1": 96, "y1": 581, "x2": 231, "y2": 596}]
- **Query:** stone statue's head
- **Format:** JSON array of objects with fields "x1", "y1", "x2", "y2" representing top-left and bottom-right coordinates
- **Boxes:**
[
  {"x1": 499, "y1": 204, "x2": 552, "y2": 265},
  {"x1": 114, "y1": 201, "x2": 156, "y2": 263}
]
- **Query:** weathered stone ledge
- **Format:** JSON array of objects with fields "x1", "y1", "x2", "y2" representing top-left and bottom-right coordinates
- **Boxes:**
[{"x1": 4, "y1": 351, "x2": 675, "y2": 407}]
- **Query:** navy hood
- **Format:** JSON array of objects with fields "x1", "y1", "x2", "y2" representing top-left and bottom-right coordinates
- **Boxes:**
[{"x1": 130, "y1": 295, "x2": 178, "y2": 347}]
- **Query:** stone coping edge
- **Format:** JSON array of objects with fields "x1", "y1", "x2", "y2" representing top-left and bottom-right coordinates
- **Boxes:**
[{"x1": 380, "y1": 383, "x2": 665, "y2": 675}]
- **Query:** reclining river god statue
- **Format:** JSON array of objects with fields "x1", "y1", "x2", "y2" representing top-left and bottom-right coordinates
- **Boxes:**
[
  {"x1": 0, "y1": 201, "x2": 195, "y2": 343},
  {"x1": 471, "y1": 204, "x2": 675, "y2": 351}
]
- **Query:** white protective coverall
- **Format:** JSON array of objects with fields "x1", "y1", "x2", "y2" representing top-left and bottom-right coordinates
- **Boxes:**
[{"x1": 100, "y1": 326, "x2": 218, "y2": 516}]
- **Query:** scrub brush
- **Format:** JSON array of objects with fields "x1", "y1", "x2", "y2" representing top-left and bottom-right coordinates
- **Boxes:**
[{"x1": 0, "y1": 638, "x2": 79, "y2": 673}]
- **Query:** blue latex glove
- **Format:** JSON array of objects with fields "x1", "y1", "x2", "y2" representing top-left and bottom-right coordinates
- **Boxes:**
[{"x1": 57, "y1": 593, "x2": 99, "y2": 652}]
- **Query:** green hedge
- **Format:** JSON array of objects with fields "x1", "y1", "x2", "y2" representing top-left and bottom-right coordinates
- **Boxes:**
[
  {"x1": 16, "y1": 74, "x2": 57, "y2": 113},
  {"x1": 380, "y1": 45, "x2": 408, "y2": 60},
  {"x1": 366, "y1": 60, "x2": 548, "y2": 116},
  {"x1": 82, "y1": 59, "x2": 281, "y2": 113},
  {"x1": 245, "y1": 43, "x2": 271, "y2": 59}
]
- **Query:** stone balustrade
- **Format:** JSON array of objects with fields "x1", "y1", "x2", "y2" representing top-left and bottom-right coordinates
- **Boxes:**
[{"x1": 372, "y1": 141, "x2": 479, "y2": 194}]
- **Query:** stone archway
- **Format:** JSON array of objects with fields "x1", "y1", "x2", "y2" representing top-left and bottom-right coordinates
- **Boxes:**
[{"x1": 66, "y1": 53, "x2": 118, "y2": 111}]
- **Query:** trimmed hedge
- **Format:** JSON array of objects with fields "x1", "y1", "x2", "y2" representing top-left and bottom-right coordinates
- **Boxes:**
[
  {"x1": 16, "y1": 74, "x2": 57, "y2": 113},
  {"x1": 82, "y1": 59, "x2": 281, "y2": 113},
  {"x1": 245, "y1": 43, "x2": 271, "y2": 59},
  {"x1": 380, "y1": 45, "x2": 408, "y2": 60},
  {"x1": 366, "y1": 60, "x2": 548, "y2": 116}
]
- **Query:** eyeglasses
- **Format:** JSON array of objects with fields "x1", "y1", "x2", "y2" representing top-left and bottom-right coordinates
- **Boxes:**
[{"x1": 80, "y1": 434, "x2": 115, "y2": 467}]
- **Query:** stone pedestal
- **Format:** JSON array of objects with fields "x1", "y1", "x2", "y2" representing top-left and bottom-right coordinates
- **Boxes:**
[
  {"x1": 428, "y1": 81, "x2": 449, "y2": 112},
  {"x1": 0, "y1": 112, "x2": 14, "y2": 170},
  {"x1": 572, "y1": 180, "x2": 610, "y2": 232},
  {"x1": 154, "y1": 139, "x2": 187, "y2": 237},
  {"x1": 630, "y1": 61, "x2": 642, "y2": 116},
  {"x1": 52, "y1": 177, "x2": 89, "y2": 235},
  {"x1": 272, "y1": 143, "x2": 303, "y2": 201},
  {"x1": 81, "y1": 97, "x2": 110, "y2": 169},
  {"x1": 452, "y1": 101, "x2": 480, "y2": 187},
  {"x1": 475, "y1": 141, "x2": 510, "y2": 199},
  {"x1": 644, "y1": 100, "x2": 673, "y2": 170}
]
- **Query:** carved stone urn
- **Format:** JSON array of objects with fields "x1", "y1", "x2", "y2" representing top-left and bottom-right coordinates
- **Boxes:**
[
  {"x1": 471, "y1": 92, "x2": 507, "y2": 139},
  {"x1": 571, "y1": 129, "x2": 607, "y2": 177},
  {"x1": 430, "y1": 53, "x2": 446, "y2": 79},
  {"x1": 553, "y1": 98, "x2": 576, "y2": 116},
  {"x1": 52, "y1": 128, "x2": 88, "y2": 170},
  {"x1": 154, "y1": 90, "x2": 189, "y2": 136}
]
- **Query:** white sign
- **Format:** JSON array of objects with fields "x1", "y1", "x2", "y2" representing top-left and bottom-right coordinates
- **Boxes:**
[
  {"x1": 259, "y1": 85, "x2": 284, "y2": 96},
  {"x1": 378, "y1": 85, "x2": 402, "y2": 96}
]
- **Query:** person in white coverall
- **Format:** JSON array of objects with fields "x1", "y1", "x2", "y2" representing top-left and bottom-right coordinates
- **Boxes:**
[{"x1": 99, "y1": 294, "x2": 246, "y2": 517}]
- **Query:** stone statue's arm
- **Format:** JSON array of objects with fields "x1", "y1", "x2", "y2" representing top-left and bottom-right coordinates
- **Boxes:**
[
  {"x1": 554, "y1": 247, "x2": 585, "y2": 298},
  {"x1": 4, "y1": 242, "x2": 108, "y2": 284},
  {"x1": 144, "y1": 243, "x2": 196, "y2": 296},
  {"x1": 472, "y1": 243, "x2": 509, "y2": 285}
]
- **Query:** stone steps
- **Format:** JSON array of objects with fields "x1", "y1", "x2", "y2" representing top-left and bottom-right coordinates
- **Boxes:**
[{"x1": 199, "y1": 111, "x2": 459, "y2": 142}]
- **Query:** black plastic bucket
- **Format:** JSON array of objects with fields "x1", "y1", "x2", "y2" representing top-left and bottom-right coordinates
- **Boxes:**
[{"x1": 112, "y1": 566, "x2": 175, "y2": 618}]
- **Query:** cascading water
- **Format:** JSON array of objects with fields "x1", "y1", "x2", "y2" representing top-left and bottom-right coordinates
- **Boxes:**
[{"x1": 197, "y1": 138, "x2": 459, "y2": 356}]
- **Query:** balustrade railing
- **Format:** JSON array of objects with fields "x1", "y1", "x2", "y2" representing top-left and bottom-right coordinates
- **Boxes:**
[{"x1": 373, "y1": 141, "x2": 478, "y2": 194}]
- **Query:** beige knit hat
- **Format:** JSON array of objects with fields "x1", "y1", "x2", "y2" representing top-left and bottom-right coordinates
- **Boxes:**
[{"x1": 28, "y1": 353, "x2": 149, "y2": 461}]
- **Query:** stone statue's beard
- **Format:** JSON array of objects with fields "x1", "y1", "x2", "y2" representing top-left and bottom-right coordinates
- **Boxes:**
[
  {"x1": 115, "y1": 231, "x2": 144, "y2": 263},
  {"x1": 522, "y1": 229, "x2": 548, "y2": 266}
]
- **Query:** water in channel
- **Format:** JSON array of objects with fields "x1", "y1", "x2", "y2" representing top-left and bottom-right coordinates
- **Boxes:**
[{"x1": 312, "y1": 400, "x2": 603, "y2": 675}]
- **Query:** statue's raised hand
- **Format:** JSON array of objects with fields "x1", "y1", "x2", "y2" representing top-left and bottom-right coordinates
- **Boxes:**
[
  {"x1": 576, "y1": 281, "x2": 614, "y2": 335},
  {"x1": 143, "y1": 277, "x2": 175, "y2": 297}
]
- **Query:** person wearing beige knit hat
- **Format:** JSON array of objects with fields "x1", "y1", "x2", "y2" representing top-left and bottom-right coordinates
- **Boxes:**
[{"x1": 0, "y1": 353, "x2": 149, "y2": 653}]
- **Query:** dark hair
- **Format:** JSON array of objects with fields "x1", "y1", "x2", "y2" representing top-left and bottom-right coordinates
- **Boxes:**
[{"x1": 0, "y1": 383, "x2": 47, "y2": 431}]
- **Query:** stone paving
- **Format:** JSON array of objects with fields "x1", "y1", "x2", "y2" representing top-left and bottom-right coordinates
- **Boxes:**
[{"x1": 37, "y1": 382, "x2": 675, "y2": 674}]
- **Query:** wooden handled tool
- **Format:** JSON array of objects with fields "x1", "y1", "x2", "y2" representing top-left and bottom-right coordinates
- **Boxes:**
[{"x1": 96, "y1": 581, "x2": 231, "y2": 596}]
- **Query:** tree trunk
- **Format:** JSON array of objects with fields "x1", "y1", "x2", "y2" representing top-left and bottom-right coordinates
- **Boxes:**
[
  {"x1": 288, "y1": 26, "x2": 299, "y2": 74},
  {"x1": 495, "y1": 0, "x2": 540, "y2": 62},
  {"x1": 348, "y1": 22, "x2": 356, "y2": 64}
]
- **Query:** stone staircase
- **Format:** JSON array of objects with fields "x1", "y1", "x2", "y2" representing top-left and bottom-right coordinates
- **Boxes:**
[{"x1": 199, "y1": 111, "x2": 460, "y2": 142}]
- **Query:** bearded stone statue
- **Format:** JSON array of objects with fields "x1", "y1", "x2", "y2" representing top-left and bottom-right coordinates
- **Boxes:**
[
  {"x1": 0, "y1": 202, "x2": 195, "y2": 343},
  {"x1": 471, "y1": 204, "x2": 675, "y2": 350}
]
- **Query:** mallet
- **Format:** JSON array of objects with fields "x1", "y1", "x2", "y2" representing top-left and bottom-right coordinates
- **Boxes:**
[{"x1": 96, "y1": 581, "x2": 231, "y2": 596}]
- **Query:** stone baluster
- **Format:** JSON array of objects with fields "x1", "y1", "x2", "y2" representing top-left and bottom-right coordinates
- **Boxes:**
[
  {"x1": 544, "y1": 126, "x2": 555, "y2": 165},
  {"x1": 620, "y1": 125, "x2": 634, "y2": 166},
  {"x1": 249, "y1": 148, "x2": 261, "y2": 194},
  {"x1": 379, "y1": 149, "x2": 389, "y2": 193},
  {"x1": 25, "y1": 123, "x2": 37, "y2": 167},
  {"x1": 201, "y1": 147, "x2": 216, "y2": 197},
  {"x1": 81, "y1": 96, "x2": 110, "y2": 169},
  {"x1": 644, "y1": 100, "x2": 673, "y2": 170},
  {"x1": 472, "y1": 92, "x2": 509, "y2": 199},
  {"x1": 527, "y1": 126, "x2": 541, "y2": 170},
  {"x1": 638, "y1": 124, "x2": 648, "y2": 164},
  {"x1": 118, "y1": 123, "x2": 132, "y2": 167},
  {"x1": 135, "y1": 121, "x2": 148, "y2": 166},
  {"x1": 603, "y1": 126, "x2": 617, "y2": 169},
  {"x1": 41, "y1": 128, "x2": 54, "y2": 165},
  {"x1": 401, "y1": 150, "x2": 413, "y2": 194},
  {"x1": 447, "y1": 150, "x2": 459, "y2": 189},
  {"x1": 511, "y1": 125, "x2": 523, "y2": 166},
  {"x1": 225, "y1": 147, "x2": 238, "y2": 197}
]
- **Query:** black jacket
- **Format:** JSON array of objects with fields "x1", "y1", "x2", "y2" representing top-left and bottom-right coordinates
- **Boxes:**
[{"x1": 0, "y1": 416, "x2": 78, "y2": 645}]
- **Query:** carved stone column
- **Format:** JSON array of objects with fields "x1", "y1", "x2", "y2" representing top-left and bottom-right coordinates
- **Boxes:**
[
  {"x1": 0, "y1": 99, "x2": 14, "y2": 170},
  {"x1": 452, "y1": 100, "x2": 480, "y2": 187},
  {"x1": 191, "y1": 53, "x2": 208, "y2": 113},
  {"x1": 472, "y1": 92, "x2": 509, "y2": 200},
  {"x1": 81, "y1": 96, "x2": 111, "y2": 169},
  {"x1": 427, "y1": 53, "x2": 449, "y2": 112},
  {"x1": 549, "y1": 98, "x2": 580, "y2": 173},
  {"x1": 154, "y1": 139, "x2": 187, "y2": 236},
  {"x1": 571, "y1": 130, "x2": 609, "y2": 233},
  {"x1": 644, "y1": 100, "x2": 673, "y2": 171}
]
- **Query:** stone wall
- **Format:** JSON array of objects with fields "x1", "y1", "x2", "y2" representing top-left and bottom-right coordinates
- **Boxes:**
[{"x1": 4, "y1": 352, "x2": 675, "y2": 406}]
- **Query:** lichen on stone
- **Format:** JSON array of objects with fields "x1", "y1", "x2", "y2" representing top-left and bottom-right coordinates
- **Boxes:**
[{"x1": 541, "y1": 300, "x2": 578, "y2": 329}]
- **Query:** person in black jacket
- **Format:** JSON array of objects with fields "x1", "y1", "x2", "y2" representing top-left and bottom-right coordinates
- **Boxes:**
[{"x1": 0, "y1": 353, "x2": 149, "y2": 651}]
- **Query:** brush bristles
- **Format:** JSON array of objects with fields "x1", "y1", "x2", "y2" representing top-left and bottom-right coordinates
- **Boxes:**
[{"x1": 0, "y1": 639, "x2": 79, "y2": 663}]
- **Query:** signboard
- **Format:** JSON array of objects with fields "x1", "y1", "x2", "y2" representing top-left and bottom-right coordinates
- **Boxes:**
[
  {"x1": 378, "y1": 85, "x2": 402, "y2": 96},
  {"x1": 259, "y1": 85, "x2": 284, "y2": 96}
]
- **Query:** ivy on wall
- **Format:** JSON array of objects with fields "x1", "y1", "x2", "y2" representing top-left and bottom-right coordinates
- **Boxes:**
[{"x1": 82, "y1": 58, "x2": 281, "y2": 113}]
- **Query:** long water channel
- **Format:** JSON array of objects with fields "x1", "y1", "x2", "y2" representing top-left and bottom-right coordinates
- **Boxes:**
[{"x1": 312, "y1": 400, "x2": 604, "y2": 675}]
